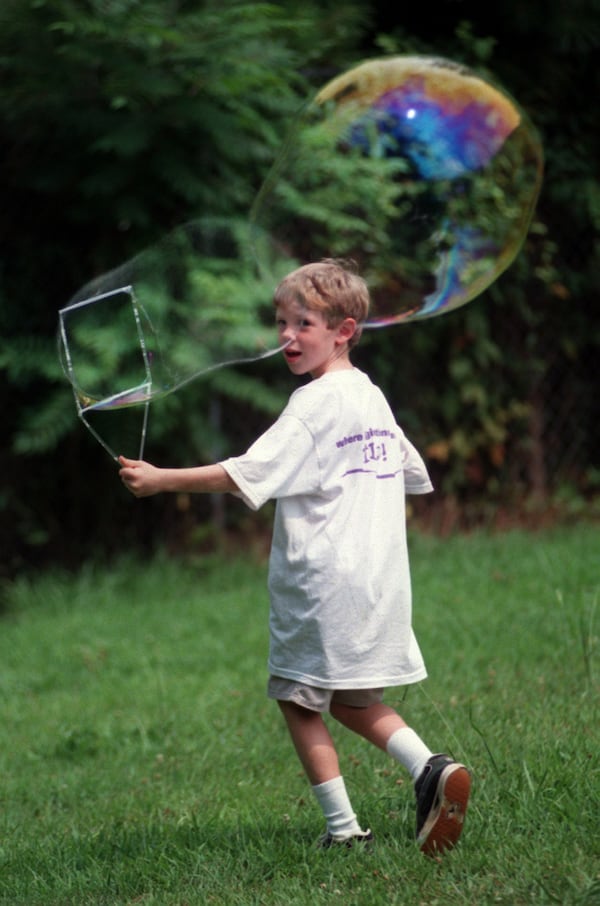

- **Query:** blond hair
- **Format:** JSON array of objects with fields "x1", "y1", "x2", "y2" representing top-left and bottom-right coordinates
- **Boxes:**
[{"x1": 273, "y1": 259, "x2": 370, "y2": 348}]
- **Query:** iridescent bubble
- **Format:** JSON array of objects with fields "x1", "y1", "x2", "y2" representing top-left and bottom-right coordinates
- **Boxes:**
[
  {"x1": 60, "y1": 56, "x2": 542, "y2": 459},
  {"x1": 250, "y1": 55, "x2": 543, "y2": 325}
]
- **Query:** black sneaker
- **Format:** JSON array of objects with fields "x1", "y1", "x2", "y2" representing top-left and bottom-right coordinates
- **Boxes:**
[
  {"x1": 415, "y1": 755, "x2": 471, "y2": 856},
  {"x1": 317, "y1": 829, "x2": 374, "y2": 850}
]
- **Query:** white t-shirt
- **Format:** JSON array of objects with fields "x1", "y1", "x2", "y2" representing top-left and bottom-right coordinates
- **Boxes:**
[{"x1": 221, "y1": 368, "x2": 433, "y2": 690}]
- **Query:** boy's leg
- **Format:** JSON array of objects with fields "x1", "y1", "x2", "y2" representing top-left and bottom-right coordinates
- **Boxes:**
[
  {"x1": 277, "y1": 700, "x2": 370, "y2": 844},
  {"x1": 277, "y1": 699, "x2": 340, "y2": 784},
  {"x1": 329, "y1": 701, "x2": 431, "y2": 777},
  {"x1": 329, "y1": 702, "x2": 407, "y2": 750},
  {"x1": 330, "y1": 700, "x2": 470, "y2": 855}
]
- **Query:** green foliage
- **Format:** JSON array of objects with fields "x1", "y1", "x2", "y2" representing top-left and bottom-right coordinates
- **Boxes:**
[
  {"x1": 12, "y1": 390, "x2": 74, "y2": 455},
  {"x1": 0, "y1": 0, "x2": 599, "y2": 569},
  {"x1": 1, "y1": 1, "x2": 306, "y2": 213},
  {"x1": 360, "y1": 10, "x2": 599, "y2": 503},
  {"x1": 0, "y1": 0, "x2": 367, "y2": 570}
]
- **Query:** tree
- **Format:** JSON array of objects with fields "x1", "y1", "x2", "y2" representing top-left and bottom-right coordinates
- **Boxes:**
[
  {"x1": 354, "y1": 2, "x2": 600, "y2": 517},
  {"x1": 1, "y1": 0, "x2": 598, "y2": 574},
  {"x1": 0, "y1": 0, "x2": 368, "y2": 572}
]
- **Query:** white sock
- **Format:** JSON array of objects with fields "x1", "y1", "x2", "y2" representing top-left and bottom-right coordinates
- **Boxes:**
[
  {"x1": 386, "y1": 727, "x2": 433, "y2": 781},
  {"x1": 311, "y1": 776, "x2": 363, "y2": 839}
]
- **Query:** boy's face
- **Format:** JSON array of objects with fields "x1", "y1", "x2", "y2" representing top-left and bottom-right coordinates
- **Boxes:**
[{"x1": 275, "y1": 298, "x2": 356, "y2": 379}]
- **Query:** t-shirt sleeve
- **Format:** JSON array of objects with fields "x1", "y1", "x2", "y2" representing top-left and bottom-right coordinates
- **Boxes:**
[
  {"x1": 220, "y1": 414, "x2": 318, "y2": 511},
  {"x1": 400, "y1": 432, "x2": 434, "y2": 495}
]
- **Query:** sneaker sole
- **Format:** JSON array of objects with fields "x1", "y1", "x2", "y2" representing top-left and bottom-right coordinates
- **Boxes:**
[
  {"x1": 318, "y1": 830, "x2": 374, "y2": 850},
  {"x1": 417, "y1": 763, "x2": 471, "y2": 857}
]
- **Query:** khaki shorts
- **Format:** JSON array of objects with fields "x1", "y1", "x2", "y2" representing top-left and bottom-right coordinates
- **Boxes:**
[{"x1": 268, "y1": 675, "x2": 384, "y2": 713}]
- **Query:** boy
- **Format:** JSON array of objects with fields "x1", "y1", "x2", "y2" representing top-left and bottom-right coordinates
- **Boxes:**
[{"x1": 119, "y1": 259, "x2": 471, "y2": 855}]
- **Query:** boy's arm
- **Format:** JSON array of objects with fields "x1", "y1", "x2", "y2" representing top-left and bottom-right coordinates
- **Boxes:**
[
  {"x1": 400, "y1": 436, "x2": 434, "y2": 495},
  {"x1": 118, "y1": 455, "x2": 238, "y2": 498}
]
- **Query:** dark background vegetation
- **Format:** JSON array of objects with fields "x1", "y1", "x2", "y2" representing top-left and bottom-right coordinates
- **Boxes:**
[{"x1": 1, "y1": 0, "x2": 599, "y2": 577}]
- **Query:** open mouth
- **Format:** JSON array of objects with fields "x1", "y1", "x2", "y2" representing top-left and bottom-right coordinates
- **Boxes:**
[{"x1": 284, "y1": 349, "x2": 302, "y2": 363}]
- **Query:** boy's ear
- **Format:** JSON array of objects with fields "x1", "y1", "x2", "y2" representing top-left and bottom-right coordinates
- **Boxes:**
[{"x1": 336, "y1": 317, "x2": 358, "y2": 344}]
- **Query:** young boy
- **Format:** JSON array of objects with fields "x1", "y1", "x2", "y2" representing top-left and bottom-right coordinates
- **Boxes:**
[{"x1": 119, "y1": 259, "x2": 471, "y2": 855}]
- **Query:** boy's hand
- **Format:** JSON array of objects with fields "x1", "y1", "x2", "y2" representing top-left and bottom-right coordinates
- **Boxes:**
[{"x1": 118, "y1": 455, "x2": 163, "y2": 497}]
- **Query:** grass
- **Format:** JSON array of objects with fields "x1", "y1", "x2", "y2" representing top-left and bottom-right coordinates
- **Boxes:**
[{"x1": 0, "y1": 524, "x2": 598, "y2": 905}]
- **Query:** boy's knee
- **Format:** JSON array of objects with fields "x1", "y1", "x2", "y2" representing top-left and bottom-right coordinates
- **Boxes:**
[
  {"x1": 330, "y1": 700, "x2": 368, "y2": 725},
  {"x1": 278, "y1": 699, "x2": 315, "y2": 719}
]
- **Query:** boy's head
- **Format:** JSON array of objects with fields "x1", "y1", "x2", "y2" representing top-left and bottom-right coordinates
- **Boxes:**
[{"x1": 273, "y1": 259, "x2": 370, "y2": 349}]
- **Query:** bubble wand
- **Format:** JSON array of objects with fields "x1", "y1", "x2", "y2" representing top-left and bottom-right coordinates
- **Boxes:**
[{"x1": 58, "y1": 286, "x2": 152, "y2": 461}]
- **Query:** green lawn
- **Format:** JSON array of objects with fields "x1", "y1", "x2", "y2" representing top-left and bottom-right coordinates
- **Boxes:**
[{"x1": 1, "y1": 525, "x2": 598, "y2": 905}]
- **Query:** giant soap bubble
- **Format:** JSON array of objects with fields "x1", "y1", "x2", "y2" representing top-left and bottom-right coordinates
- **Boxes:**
[
  {"x1": 59, "y1": 55, "x2": 543, "y2": 458},
  {"x1": 251, "y1": 55, "x2": 543, "y2": 325}
]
